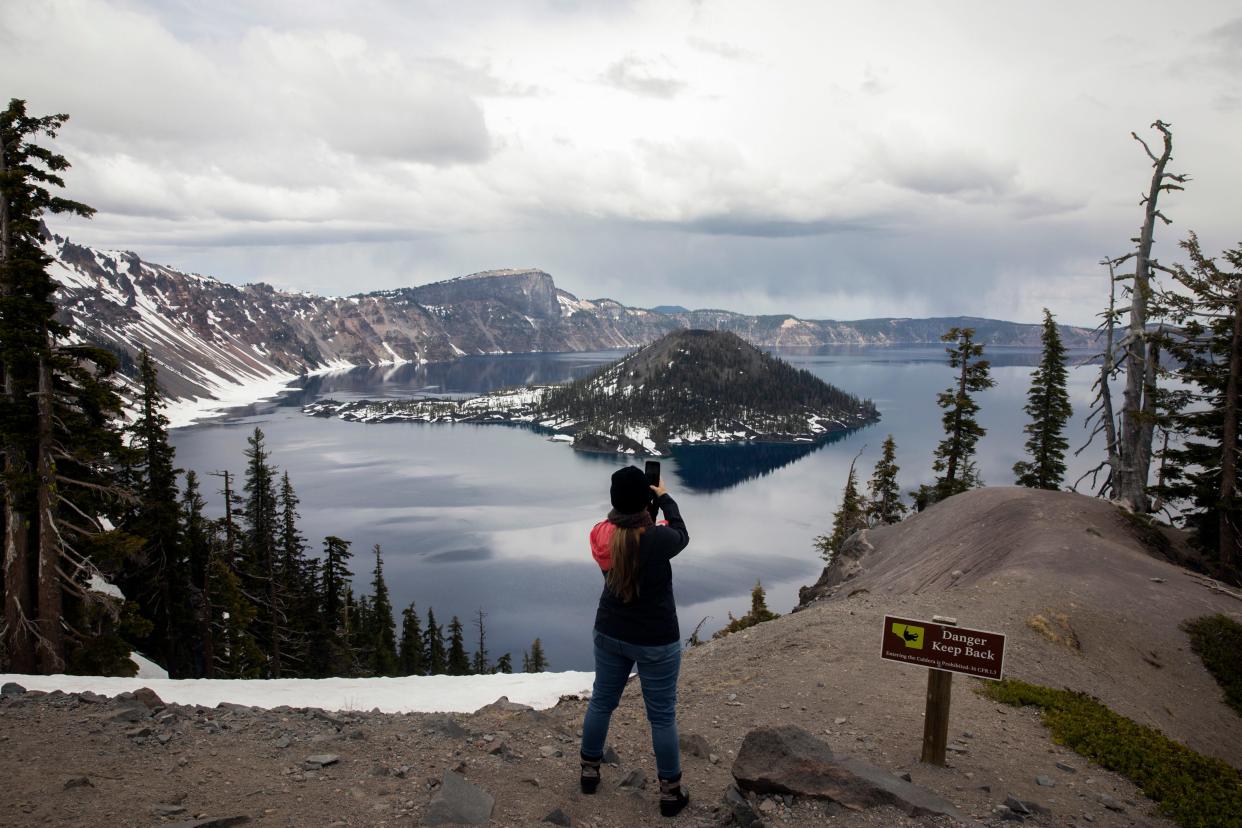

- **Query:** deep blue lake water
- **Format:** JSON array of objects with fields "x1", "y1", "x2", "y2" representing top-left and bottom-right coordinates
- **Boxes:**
[{"x1": 169, "y1": 346, "x2": 1104, "y2": 670}]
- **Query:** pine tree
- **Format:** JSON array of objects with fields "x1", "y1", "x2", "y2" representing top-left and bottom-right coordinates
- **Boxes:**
[
  {"x1": 367, "y1": 544, "x2": 398, "y2": 676},
  {"x1": 712, "y1": 579, "x2": 780, "y2": 639},
  {"x1": 241, "y1": 428, "x2": 282, "y2": 676},
  {"x1": 471, "y1": 608, "x2": 490, "y2": 674},
  {"x1": 447, "y1": 615, "x2": 471, "y2": 675},
  {"x1": 526, "y1": 637, "x2": 548, "y2": 672},
  {"x1": 276, "y1": 471, "x2": 312, "y2": 675},
  {"x1": 495, "y1": 652, "x2": 513, "y2": 673},
  {"x1": 1014, "y1": 310, "x2": 1072, "y2": 490},
  {"x1": 181, "y1": 471, "x2": 214, "y2": 677},
  {"x1": 424, "y1": 607, "x2": 446, "y2": 675},
  {"x1": 1157, "y1": 234, "x2": 1242, "y2": 572},
  {"x1": 1, "y1": 99, "x2": 137, "y2": 674},
  {"x1": 866, "y1": 435, "x2": 906, "y2": 525},
  {"x1": 122, "y1": 348, "x2": 192, "y2": 676},
  {"x1": 932, "y1": 327, "x2": 995, "y2": 501},
  {"x1": 814, "y1": 452, "x2": 866, "y2": 561},
  {"x1": 398, "y1": 602, "x2": 425, "y2": 676},
  {"x1": 320, "y1": 535, "x2": 354, "y2": 675}
]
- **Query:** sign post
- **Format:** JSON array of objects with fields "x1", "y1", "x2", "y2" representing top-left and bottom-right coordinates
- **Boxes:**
[{"x1": 880, "y1": 613, "x2": 1006, "y2": 767}]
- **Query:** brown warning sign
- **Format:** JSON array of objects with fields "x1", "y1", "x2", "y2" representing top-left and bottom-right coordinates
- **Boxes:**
[{"x1": 880, "y1": 615, "x2": 1006, "y2": 680}]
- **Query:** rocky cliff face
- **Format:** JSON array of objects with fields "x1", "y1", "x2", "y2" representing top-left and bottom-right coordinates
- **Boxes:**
[{"x1": 46, "y1": 229, "x2": 1097, "y2": 413}]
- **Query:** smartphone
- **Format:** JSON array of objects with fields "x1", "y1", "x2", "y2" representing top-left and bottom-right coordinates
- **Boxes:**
[{"x1": 644, "y1": 460, "x2": 661, "y2": 487}]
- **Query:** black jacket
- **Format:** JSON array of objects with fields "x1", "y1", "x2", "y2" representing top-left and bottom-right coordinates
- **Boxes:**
[{"x1": 592, "y1": 494, "x2": 690, "y2": 646}]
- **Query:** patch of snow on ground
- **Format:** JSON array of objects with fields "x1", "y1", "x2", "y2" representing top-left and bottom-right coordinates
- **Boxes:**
[
  {"x1": 130, "y1": 653, "x2": 169, "y2": 680},
  {"x1": 0, "y1": 671, "x2": 595, "y2": 714}
]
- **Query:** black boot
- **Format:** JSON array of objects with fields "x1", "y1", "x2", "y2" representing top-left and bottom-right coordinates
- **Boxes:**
[
  {"x1": 659, "y1": 774, "x2": 690, "y2": 817},
  {"x1": 580, "y1": 755, "x2": 602, "y2": 794}
]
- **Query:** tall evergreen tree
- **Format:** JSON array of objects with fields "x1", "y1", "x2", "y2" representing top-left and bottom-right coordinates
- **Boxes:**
[
  {"x1": 1014, "y1": 310, "x2": 1072, "y2": 490},
  {"x1": 398, "y1": 601, "x2": 425, "y2": 676},
  {"x1": 276, "y1": 471, "x2": 312, "y2": 675},
  {"x1": 814, "y1": 452, "x2": 866, "y2": 561},
  {"x1": 932, "y1": 327, "x2": 995, "y2": 501},
  {"x1": 866, "y1": 435, "x2": 906, "y2": 526},
  {"x1": 181, "y1": 471, "x2": 213, "y2": 677},
  {"x1": 525, "y1": 637, "x2": 548, "y2": 672},
  {"x1": 320, "y1": 535, "x2": 354, "y2": 675},
  {"x1": 424, "y1": 607, "x2": 446, "y2": 675},
  {"x1": 241, "y1": 428, "x2": 282, "y2": 676},
  {"x1": 367, "y1": 544, "x2": 398, "y2": 676},
  {"x1": 446, "y1": 615, "x2": 471, "y2": 675},
  {"x1": 1, "y1": 99, "x2": 135, "y2": 674},
  {"x1": 471, "y1": 608, "x2": 490, "y2": 674},
  {"x1": 494, "y1": 652, "x2": 513, "y2": 674},
  {"x1": 1157, "y1": 234, "x2": 1242, "y2": 572},
  {"x1": 123, "y1": 348, "x2": 191, "y2": 675}
]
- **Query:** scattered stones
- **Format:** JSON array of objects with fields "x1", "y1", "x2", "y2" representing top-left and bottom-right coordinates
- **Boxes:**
[
  {"x1": 158, "y1": 733, "x2": 173, "y2": 745},
  {"x1": 62, "y1": 776, "x2": 93, "y2": 790},
  {"x1": 164, "y1": 817, "x2": 250, "y2": 828},
  {"x1": 1035, "y1": 775, "x2": 1056, "y2": 787},
  {"x1": 1098, "y1": 794, "x2": 1125, "y2": 813},
  {"x1": 126, "y1": 726, "x2": 153, "y2": 739},
  {"x1": 1005, "y1": 795, "x2": 1049, "y2": 816},
  {"x1": 421, "y1": 771, "x2": 494, "y2": 825},
  {"x1": 833, "y1": 717, "x2": 848, "y2": 725},
  {"x1": 618, "y1": 768, "x2": 647, "y2": 790},
  {"x1": 898, "y1": 772, "x2": 913, "y2": 782},
  {"x1": 708, "y1": 752, "x2": 720, "y2": 764},
  {"x1": 487, "y1": 741, "x2": 512, "y2": 759},
  {"x1": 542, "y1": 807, "x2": 572, "y2": 826},
  {"x1": 304, "y1": 754, "x2": 340, "y2": 768},
  {"x1": 758, "y1": 797, "x2": 778, "y2": 813},
  {"x1": 132, "y1": 687, "x2": 164, "y2": 710},
  {"x1": 602, "y1": 745, "x2": 621, "y2": 765},
  {"x1": 273, "y1": 736, "x2": 291, "y2": 749},
  {"x1": 154, "y1": 804, "x2": 188, "y2": 816},
  {"x1": 538, "y1": 745, "x2": 562, "y2": 758},
  {"x1": 423, "y1": 714, "x2": 470, "y2": 740},
  {"x1": 2, "y1": 682, "x2": 27, "y2": 696},
  {"x1": 679, "y1": 733, "x2": 713, "y2": 758},
  {"x1": 724, "y1": 784, "x2": 762, "y2": 828},
  {"x1": 1055, "y1": 761, "x2": 1076, "y2": 774},
  {"x1": 731, "y1": 725, "x2": 966, "y2": 820},
  {"x1": 109, "y1": 706, "x2": 148, "y2": 724}
]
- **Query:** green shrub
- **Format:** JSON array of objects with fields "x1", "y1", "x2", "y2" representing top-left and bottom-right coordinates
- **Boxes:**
[
  {"x1": 982, "y1": 679, "x2": 1242, "y2": 828},
  {"x1": 1184, "y1": 614, "x2": 1242, "y2": 716}
]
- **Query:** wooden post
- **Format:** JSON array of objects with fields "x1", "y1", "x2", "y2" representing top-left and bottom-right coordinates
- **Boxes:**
[{"x1": 920, "y1": 615, "x2": 957, "y2": 766}]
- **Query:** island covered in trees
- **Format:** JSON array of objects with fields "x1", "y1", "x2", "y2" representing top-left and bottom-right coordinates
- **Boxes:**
[{"x1": 303, "y1": 329, "x2": 880, "y2": 455}]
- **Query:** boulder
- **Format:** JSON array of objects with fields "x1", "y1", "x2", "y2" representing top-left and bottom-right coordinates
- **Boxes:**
[
  {"x1": 542, "y1": 808, "x2": 572, "y2": 826},
  {"x1": 732, "y1": 725, "x2": 965, "y2": 820},
  {"x1": 421, "y1": 771, "x2": 494, "y2": 825},
  {"x1": 797, "y1": 530, "x2": 873, "y2": 607},
  {"x1": 133, "y1": 687, "x2": 165, "y2": 710},
  {"x1": 423, "y1": 714, "x2": 470, "y2": 740},
  {"x1": 1, "y1": 682, "x2": 26, "y2": 696},
  {"x1": 473, "y1": 696, "x2": 534, "y2": 715}
]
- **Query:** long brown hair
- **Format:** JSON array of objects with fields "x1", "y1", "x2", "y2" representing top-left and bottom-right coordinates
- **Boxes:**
[{"x1": 606, "y1": 526, "x2": 646, "y2": 603}]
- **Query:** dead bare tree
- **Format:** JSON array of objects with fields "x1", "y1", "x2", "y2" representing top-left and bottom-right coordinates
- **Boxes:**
[{"x1": 1078, "y1": 121, "x2": 1187, "y2": 512}]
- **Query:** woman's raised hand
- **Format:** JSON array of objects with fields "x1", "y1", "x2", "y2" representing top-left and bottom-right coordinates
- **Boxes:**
[{"x1": 650, "y1": 477, "x2": 667, "y2": 499}]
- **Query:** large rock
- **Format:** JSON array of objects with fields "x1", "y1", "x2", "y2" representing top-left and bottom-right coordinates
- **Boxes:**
[
  {"x1": 422, "y1": 771, "x2": 495, "y2": 825},
  {"x1": 133, "y1": 687, "x2": 165, "y2": 710},
  {"x1": 732, "y1": 725, "x2": 965, "y2": 820},
  {"x1": 1, "y1": 682, "x2": 25, "y2": 696},
  {"x1": 797, "y1": 530, "x2": 873, "y2": 607}
]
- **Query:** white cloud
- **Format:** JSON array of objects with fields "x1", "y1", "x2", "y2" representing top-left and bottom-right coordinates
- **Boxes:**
[{"x1": 5, "y1": 0, "x2": 1241, "y2": 326}]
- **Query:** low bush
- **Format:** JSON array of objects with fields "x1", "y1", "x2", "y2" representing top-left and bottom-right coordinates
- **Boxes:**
[
  {"x1": 1184, "y1": 614, "x2": 1242, "y2": 716},
  {"x1": 981, "y1": 679, "x2": 1242, "y2": 828}
]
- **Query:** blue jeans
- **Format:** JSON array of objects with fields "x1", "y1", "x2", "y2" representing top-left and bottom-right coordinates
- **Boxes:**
[{"x1": 580, "y1": 630, "x2": 682, "y2": 780}]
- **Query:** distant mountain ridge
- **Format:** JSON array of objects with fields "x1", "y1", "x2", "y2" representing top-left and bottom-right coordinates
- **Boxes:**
[{"x1": 45, "y1": 228, "x2": 1097, "y2": 420}]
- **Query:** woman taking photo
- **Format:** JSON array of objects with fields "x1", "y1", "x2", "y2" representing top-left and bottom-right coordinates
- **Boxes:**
[{"x1": 579, "y1": 465, "x2": 691, "y2": 818}]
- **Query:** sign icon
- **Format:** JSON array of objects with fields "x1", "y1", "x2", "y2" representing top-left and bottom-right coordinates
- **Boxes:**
[{"x1": 892, "y1": 622, "x2": 924, "y2": 649}]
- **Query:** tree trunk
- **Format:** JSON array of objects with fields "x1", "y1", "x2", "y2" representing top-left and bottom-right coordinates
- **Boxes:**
[
  {"x1": 1221, "y1": 278, "x2": 1242, "y2": 570},
  {"x1": 267, "y1": 542, "x2": 281, "y2": 678},
  {"x1": 1116, "y1": 125, "x2": 1174, "y2": 512},
  {"x1": 0, "y1": 138, "x2": 36, "y2": 674},
  {"x1": 35, "y1": 354, "x2": 63, "y2": 672},
  {"x1": 201, "y1": 544, "x2": 214, "y2": 679}
]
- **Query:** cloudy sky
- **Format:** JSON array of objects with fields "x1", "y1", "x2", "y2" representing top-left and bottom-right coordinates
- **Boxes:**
[{"x1": 5, "y1": 0, "x2": 1239, "y2": 325}]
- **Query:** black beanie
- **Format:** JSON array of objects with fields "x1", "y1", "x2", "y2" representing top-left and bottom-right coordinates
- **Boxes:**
[{"x1": 610, "y1": 465, "x2": 652, "y2": 514}]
